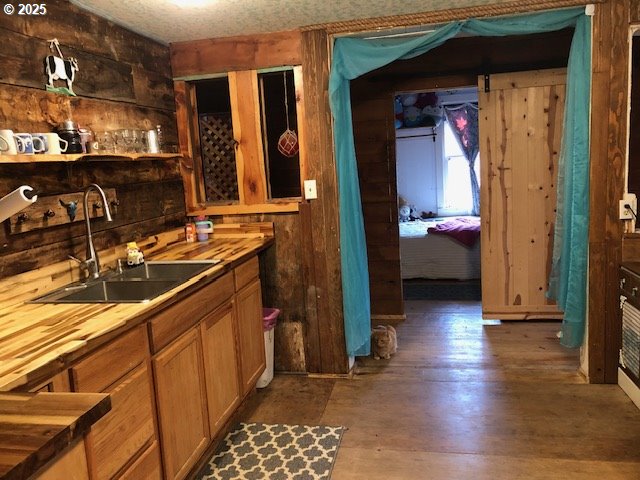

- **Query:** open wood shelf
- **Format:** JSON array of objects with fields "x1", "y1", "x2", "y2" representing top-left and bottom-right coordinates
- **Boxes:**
[{"x1": 0, "y1": 153, "x2": 181, "y2": 163}]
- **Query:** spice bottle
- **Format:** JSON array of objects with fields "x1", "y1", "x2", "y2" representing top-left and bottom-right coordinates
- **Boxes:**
[{"x1": 185, "y1": 223, "x2": 195, "y2": 243}]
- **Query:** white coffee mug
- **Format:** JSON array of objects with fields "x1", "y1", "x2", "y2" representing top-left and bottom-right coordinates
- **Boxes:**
[
  {"x1": 41, "y1": 132, "x2": 69, "y2": 154},
  {"x1": 0, "y1": 129, "x2": 17, "y2": 155}
]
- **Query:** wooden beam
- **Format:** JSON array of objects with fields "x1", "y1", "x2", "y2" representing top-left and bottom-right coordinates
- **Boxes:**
[
  {"x1": 604, "y1": 0, "x2": 630, "y2": 384},
  {"x1": 174, "y1": 81, "x2": 203, "y2": 211},
  {"x1": 589, "y1": 0, "x2": 629, "y2": 384},
  {"x1": 189, "y1": 203, "x2": 300, "y2": 216},
  {"x1": 301, "y1": 30, "x2": 349, "y2": 374},
  {"x1": 308, "y1": 0, "x2": 601, "y2": 34},
  {"x1": 170, "y1": 30, "x2": 302, "y2": 79},
  {"x1": 228, "y1": 71, "x2": 268, "y2": 206}
]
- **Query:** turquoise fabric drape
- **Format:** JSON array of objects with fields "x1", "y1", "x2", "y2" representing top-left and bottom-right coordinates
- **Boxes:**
[{"x1": 329, "y1": 8, "x2": 591, "y2": 356}]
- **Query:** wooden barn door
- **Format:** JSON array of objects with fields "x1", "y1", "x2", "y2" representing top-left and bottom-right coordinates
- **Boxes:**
[{"x1": 478, "y1": 68, "x2": 565, "y2": 320}]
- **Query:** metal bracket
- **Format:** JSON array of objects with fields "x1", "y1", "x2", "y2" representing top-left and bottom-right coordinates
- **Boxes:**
[{"x1": 484, "y1": 74, "x2": 490, "y2": 93}]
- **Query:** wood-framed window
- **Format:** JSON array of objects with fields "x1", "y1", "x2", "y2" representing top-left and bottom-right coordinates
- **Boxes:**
[{"x1": 174, "y1": 67, "x2": 306, "y2": 216}]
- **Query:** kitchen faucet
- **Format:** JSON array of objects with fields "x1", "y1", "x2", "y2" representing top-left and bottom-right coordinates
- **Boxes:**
[{"x1": 71, "y1": 183, "x2": 113, "y2": 279}]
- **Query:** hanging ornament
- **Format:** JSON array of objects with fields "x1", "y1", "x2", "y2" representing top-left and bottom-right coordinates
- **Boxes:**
[{"x1": 277, "y1": 71, "x2": 299, "y2": 158}]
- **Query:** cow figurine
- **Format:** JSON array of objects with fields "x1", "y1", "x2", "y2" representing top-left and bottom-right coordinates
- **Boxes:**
[{"x1": 45, "y1": 55, "x2": 79, "y2": 95}]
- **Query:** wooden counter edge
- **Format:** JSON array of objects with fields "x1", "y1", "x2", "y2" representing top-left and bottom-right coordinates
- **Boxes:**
[{"x1": 0, "y1": 392, "x2": 111, "y2": 480}]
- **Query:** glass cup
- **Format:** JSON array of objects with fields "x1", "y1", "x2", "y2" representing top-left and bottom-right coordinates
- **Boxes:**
[{"x1": 94, "y1": 131, "x2": 115, "y2": 154}]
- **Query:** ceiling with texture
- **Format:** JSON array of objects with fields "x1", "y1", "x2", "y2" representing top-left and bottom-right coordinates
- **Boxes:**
[{"x1": 70, "y1": 0, "x2": 511, "y2": 44}]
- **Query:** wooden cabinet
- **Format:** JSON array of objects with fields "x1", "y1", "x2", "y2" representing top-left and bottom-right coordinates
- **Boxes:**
[
  {"x1": 149, "y1": 272, "x2": 234, "y2": 353},
  {"x1": 85, "y1": 363, "x2": 157, "y2": 480},
  {"x1": 71, "y1": 325, "x2": 159, "y2": 480},
  {"x1": 153, "y1": 328, "x2": 209, "y2": 480},
  {"x1": 235, "y1": 278, "x2": 265, "y2": 396},
  {"x1": 201, "y1": 303, "x2": 240, "y2": 436},
  {"x1": 33, "y1": 439, "x2": 90, "y2": 480}
]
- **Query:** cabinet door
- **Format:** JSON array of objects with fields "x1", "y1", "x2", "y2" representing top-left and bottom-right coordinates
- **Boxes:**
[
  {"x1": 153, "y1": 328, "x2": 209, "y2": 480},
  {"x1": 235, "y1": 278, "x2": 265, "y2": 396},
  {"x1": 201, "y1": 303, "x2": 240, "y2": 436},
  {"x1": 84, "y1": 363, "x2": 157, "y2": 480}
]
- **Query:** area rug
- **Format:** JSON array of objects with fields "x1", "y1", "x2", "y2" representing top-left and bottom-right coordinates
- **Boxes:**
[{"x1": 196, "y1": 423, "x2": 345, "y2": 480}]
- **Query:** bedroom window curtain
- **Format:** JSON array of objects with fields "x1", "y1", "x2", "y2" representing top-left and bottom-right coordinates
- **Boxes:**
[
  {"x1": 443, "y1": 103, "x2": 481, "y2": 216},
  {"x1": 329, "y1": 7, "x2": 591, "y2": 356}
]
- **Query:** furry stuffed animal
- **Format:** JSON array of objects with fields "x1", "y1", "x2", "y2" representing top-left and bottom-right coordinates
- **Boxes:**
[{"x1": 371, "y1": 325, "x2": 398, "y2": 360}]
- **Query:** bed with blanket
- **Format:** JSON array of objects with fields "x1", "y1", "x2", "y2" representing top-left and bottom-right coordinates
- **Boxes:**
[{"x1": 399, "y1": 216, "x2": 481, "y2": 280}]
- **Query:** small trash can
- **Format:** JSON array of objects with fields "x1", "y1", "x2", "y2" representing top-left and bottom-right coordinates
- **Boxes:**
[{"x1": 257, "y1": 307, "x2": 280, "y2": 388}]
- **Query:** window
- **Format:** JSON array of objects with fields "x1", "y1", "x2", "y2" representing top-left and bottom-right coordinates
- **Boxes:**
[
  {"x1": 176, "y1": 67, "x2": 305, "y2": 214},
  {"x1": 439, "y1": 119, "x2": 479, "y2": 215},
  {"x1": 195, "y1": 77, "x2": 239, "y2": 203},
  {"x1": 258, "y1": 70, "x2": 302, "y2": 198},
  {"x1": 395, "y1": 89, "x2": 479, "y2": 218}
]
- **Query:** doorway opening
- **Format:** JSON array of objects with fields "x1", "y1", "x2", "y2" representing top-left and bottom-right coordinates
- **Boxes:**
[
  {"x1": 349, "y1": 28, "x2": 573, "y2": 333},
  {"x1": 394, "y1": 87, "x2": 481, "y2": 301}
]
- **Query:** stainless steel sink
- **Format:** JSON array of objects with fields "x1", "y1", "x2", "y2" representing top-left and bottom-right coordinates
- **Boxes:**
[
  {"x1": 118, "y1": 260, "x2": 220, "y2": 281},
  {"x1": 30, "y1": 260, "x2": 221, "y2": 304}
]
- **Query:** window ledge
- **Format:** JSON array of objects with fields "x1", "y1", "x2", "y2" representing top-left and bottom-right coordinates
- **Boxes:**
[{"x1": 189, "y1": 202, "x2": 301, "y2": 216}]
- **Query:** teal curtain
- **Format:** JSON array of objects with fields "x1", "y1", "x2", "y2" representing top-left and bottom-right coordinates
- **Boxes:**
[{"x1": 329, "y1": 7, "x2": 591, "y2": 356}]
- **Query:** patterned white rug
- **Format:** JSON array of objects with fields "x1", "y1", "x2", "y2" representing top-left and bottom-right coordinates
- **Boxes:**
[{"x1": 197, "y1": 423, "x2": 345, "y2": 480}]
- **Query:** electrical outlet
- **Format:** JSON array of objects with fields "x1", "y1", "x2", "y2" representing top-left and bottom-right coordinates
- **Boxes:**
[
  {"x1": 304, "y1": 180, "x2": 318, "y2": 200},
  {"x1": 620, "y1": 193, "x2": 637, "y2": 220},
  {"x1": 620, "y1": 200, "x2": 633, "y2": 220}
]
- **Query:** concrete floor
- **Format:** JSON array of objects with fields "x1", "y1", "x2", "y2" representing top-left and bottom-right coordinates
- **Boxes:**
[{"x1": 240, "y1": 300, "x2": 640, "y2": 479}]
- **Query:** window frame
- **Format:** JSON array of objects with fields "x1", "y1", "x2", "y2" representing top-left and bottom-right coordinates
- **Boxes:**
[{"x1": 174, "y1": 66, "x2": 307, "y2": 216}]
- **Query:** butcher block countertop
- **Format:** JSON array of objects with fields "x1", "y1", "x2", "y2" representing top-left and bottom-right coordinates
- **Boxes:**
[
  {"x1": 0, "y1": 392, "x2": 110, "y2": 480},
  {"x1": 0, "y1": 222, "x2": 274, "y2": 392}
]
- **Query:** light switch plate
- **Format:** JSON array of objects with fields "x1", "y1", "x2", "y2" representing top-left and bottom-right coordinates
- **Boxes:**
[{"x1": 304, "y1": 180, "x2": 318, "y2": 200}]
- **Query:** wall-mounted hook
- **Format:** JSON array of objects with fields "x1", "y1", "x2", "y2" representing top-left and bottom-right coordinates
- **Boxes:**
[
  {"x1": 17, "y1": 213, "x2": 29, "y2": 224},
  {"x1": 110, "y1": 199, "x2": 120, "y2": 214},
  {"x1": 43, "y1": 209, "x2": 55, "y2": 220},
  {"x1": 93, "y1": 201, "x2": 102, "y2": 211},
  {"x1": 59, "y1": 199, "x2": 77, "y2": 221}
]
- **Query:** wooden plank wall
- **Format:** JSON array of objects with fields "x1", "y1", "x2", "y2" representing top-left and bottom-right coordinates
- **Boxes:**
[
  {"x1": 0, "y1": 0, "x2": 182, "y2": 279},
  {"x1": 218, "y1": 214, "x2": 307, "y2": 373},
  {"x1": 171, "y1": 29, "x2": 347, "y2": 374},
  {"x1": 170, "y1": 31, "x2": 301, "y2": 78},
  {"x1": 350, "y1": 89, "x2": 402, "y2": 317}
]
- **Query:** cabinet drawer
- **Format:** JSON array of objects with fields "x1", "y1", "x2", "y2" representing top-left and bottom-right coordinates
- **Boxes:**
[
  {"x1": 119, "y1": 441, "x2": 162, "y2": 480},
  {"x1": 150, "y1": 272, "x2": 234, "y2": 353},
  {"x1": 234, "y1": 256, "x2": 259, "y2": 291},
  {"x1": 72, "y1": 325, "x2": 147, "y2": 393},
  {"x1": 85, "y1": 362, "x2": 156, "y2": 480}
]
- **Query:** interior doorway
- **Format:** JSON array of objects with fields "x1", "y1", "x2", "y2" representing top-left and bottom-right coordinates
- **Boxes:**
[
  {"x1": 394, "y1": 87, "x2": 482, "y2": 302},
  {"x1": 348, "y1": 28, "x2": 573, "y2": 324}
]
